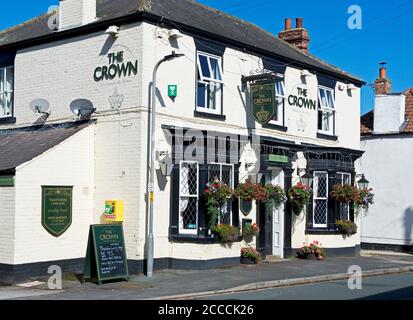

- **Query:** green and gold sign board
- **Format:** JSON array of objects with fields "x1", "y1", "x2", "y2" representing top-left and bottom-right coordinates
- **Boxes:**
[
  {"x1": 83, "y1": 224, "x2": 129, "y2": 285},
  {"x1": 251, "y1": 82, "x2": 276, "y2": 125},
  {"x1": 42, "y1": 186, "x2": 73, "y2": 237}
]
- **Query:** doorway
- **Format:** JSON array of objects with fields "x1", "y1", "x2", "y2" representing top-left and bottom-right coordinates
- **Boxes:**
[{"x1": 258, "y1": 169, "x2": 285, "y2": 258}]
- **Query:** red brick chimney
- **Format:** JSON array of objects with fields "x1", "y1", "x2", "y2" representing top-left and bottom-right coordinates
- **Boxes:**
[
  {"x1": 278, "y1": 18, "x2": 310, "y2": 53},
  {"x1": 374, "y1": 62, "x2": 391, "y2": 95}
]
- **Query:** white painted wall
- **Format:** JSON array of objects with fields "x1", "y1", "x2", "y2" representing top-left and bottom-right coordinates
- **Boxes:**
[
  {"x1": 373, "y1": 94, "x2": 405, "y2": 134},
  {"x1": 0, "y1": 19, "x2": 362, "y2": 265},
  {"x1": 13, "y1": 125, "x2": 94, "y2": 264},
  {"x1": 0, "y1": 187, "x2": 15, "y2": 265},
  {"x1": 361, "y1": 136, "x2": 413, "y2": 246}
]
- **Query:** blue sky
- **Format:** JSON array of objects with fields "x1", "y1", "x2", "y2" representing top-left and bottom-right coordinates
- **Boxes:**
[{"x1": 1, "y1": 0, "x2": 413, "y2": 115}]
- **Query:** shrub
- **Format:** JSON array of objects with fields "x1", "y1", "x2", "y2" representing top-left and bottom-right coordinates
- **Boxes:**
[
  {"x1": 212, "y1": 224, "x2": 240, "y2": 243},
  {"x1": 204, "y1": 179, "x2": 233, "y2": 228},
  {"x1": 330, "y1": 184, "x2": 359, "y2": 203},
  {"x1": 336, "y1": 220, "x2": 358, "y2": 235},
  {"x1": 241, "y1": 247, "x2": 261, "y2": 262},
  {"x1": 288, "y1": 183, "x2": 312, "y2": 216}
]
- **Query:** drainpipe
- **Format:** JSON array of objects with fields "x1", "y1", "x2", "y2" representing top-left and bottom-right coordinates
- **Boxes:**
[{"x1": 146, "y1": 51, "x2": 184, "y2": 277}]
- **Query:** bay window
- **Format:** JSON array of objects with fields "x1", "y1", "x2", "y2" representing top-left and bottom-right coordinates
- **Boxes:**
[
  {"x1": 318, "y1": 86, "x2": 335, "y2": 135},
  {"x1": 196, "y1": 52, "x2": 223, "y2": 115},
  {"x1": 0, "y1": 66, "x2": 14, "y2": 118}
]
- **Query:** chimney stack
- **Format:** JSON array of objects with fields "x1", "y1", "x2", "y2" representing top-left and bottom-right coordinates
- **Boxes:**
[
  {"x1": 59, "y1": 0, "x2": 96, "y2": 30},
  {"x1": 278, "y1": 17, "x2": 310, "y2": 54},
  {"x1": 374, "y1": 62, "x2": 391, "y2": 95}
]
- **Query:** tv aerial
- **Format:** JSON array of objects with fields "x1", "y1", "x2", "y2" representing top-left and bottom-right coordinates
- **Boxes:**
[
  {"x1": 70, "y1": 99, "x2": 96, "y2": 119},
  {"x1": 30, "y1": 99, "x2": 51, "y2": 116}
]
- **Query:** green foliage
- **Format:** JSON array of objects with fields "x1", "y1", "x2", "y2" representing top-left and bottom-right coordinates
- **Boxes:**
[
  {"x1": 212, "y1": 224, "x2": 240, "y2": 243},
  {"x1": 264, "y1": 184, "x2": 287, "y2": 208},
  {"x1": 241, "y1": 247, "x2": 261, "y2": 262},
  {"x1": 242, "y1": 223, "x2": 260, "y2": 237},
  {"x1": 204, "y1": 179, "x2": 233, "y2": 228},
  {"x1": 336, "y1": 220, "x2": 358, "y2": 236},
  {"x1": 287, "y1": 183, "x2": 312, "y2": 216},
  {"x1": 330, "y1": 184, "x2": 359, "y2": 203}
]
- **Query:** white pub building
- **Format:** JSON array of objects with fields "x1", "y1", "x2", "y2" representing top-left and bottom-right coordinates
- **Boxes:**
[{"x1": 0, "y1": 0, "x2": 365, "y2": 283}]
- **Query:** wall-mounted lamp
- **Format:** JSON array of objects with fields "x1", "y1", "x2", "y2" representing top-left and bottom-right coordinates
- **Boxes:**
[
  {"x1": 300, "y1": 69, "x2": 313, "y2": 78},
  {"x1": 105, "y1": 26, "x2": 120, "y2": 37},
  {"x1": 347, "y1": 83, "x2": 357, "y2": 91},
  {"x1": 297, "y1": 167, "x2": 313, "y2": 187},
  {"x1": 168, "y1": 29, "x2": 183, "y2": 39},
  {"x1": 357, "y1": 174, "x2": 369, "y2": 190},
  {"x1": 158, "y1": 151, "x2": 172, "y2": 176}
]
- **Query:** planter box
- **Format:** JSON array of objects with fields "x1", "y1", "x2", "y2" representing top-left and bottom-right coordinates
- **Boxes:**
[{"x1": 241, "y1": 257, "x2": 256, "y2": 265}]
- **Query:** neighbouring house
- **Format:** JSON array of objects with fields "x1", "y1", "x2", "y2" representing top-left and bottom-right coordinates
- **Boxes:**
[
  {"x1": 360, "y1": 63, "x2": 413, "y2": 253},
  {"x1": 0, "y1": 0, "x2": 365, "y2": 284}
]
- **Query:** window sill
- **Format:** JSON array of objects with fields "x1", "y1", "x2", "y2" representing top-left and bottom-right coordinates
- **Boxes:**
[
  {"x1": 0, "y1": 117, "x2": 16, "y2": 124},
  {"x1": 262, "y1": 123, "x2": 288, "y2": 132},
  {"x1": 305, "y1": 229, "x2": 341, "y2": 235},
  {"x1": 194, "y1": 110, "x2": 226, "y2": 121},
  {"x1": 317, "y1": 132, "x2": 338, "y2": 141},
  {"x1": 170, "y1": 235, "x2": 242, "y2": 244}
]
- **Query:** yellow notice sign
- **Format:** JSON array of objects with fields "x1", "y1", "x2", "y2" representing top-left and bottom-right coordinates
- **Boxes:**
[{"x1": 150, "y1": 192, "x2": 154, "y2": 203}]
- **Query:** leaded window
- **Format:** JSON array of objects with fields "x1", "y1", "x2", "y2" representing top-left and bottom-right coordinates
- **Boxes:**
[
  {"x1": 335, "y1": 172, "x2": 352, "y2": 220},
  {"x1": 179, "y1": 161, "x2": 199, "y2": 235},
  {"x1": 207, "y1": 163, "x2": 234, "y2": 225},
  {"x1": 313, "y1": 171, "x2": 328, "y2": 228}
]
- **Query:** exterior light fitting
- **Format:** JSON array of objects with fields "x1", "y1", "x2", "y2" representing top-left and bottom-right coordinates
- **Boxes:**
[
  {"x1": 105, "y1": 26, "x2": 120, "y2": 37},
  {"x1": 300, "y1": 69, "x2": 312, "y2": 78},
  {"x1": 168, "y1": 29, "x2": 183, "y2": 39},
  {"x1": 358, "y1": 174, "x2": 370, "y2": 190},
  {"x1": 347, "y1": 83, "x2": 357, "y2": 91}
]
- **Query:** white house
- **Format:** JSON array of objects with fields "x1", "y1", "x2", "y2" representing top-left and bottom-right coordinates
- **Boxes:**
[
  {"x1": 360, "y1": 63, "x2": 413, "y2": 253},
  {"x1": 0, "y1": 0, "x2": 365, "y2": 284}
]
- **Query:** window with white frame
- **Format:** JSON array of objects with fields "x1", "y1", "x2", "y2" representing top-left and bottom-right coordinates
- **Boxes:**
[
  {"x1": 269, "y1": 80, "x2": 286, "y2": 126},
  {"x1": 313, "y1": 171, "x2": 329, "y2": 228},
  {"x1": 179, "y1": 161, "x2": 199, "y2": 235},
  {"x1": 335, "y1": 172, "x2": 352, "y2": 220},
  {"x1": 0, "y1": 66, "x2": 14, "y2": 118},
  {"x1": 196, "y1": 52, "x2": 223, "y2": 115},
  {"x1": 318, "y1": 86, "x2": 335, "y2": 135},
  {"x1": 207, "y1": 163, "x2": 234, "y2": 225}
]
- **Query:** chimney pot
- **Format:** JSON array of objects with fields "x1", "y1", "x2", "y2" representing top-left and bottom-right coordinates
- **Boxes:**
[
  {"x1": 296, "y1": 18, "x2": 303, "y2": 29},
  {"x1": 285, "y1": 18, "x2": 292, "y2": 31},
  {"x1": 374, "y1": 62, "x2": 391, "y2": 95}
]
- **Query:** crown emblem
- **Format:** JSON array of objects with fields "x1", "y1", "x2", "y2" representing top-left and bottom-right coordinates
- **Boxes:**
[
  {"x1": 256, "y1": 107, "x2": 270, "y2": 123},
  {"x1": 109, "y1": 88, "x2": 124, "y2": 109}
]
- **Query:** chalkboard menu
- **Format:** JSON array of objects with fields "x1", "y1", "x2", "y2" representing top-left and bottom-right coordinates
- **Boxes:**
[{"x1": 83, "y1": 224, "x2": 129, "y2": 284}]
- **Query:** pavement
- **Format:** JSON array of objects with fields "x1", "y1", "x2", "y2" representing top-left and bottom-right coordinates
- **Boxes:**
[{"x1": 1, "y1": 252, "x2": 413, "y2": 300}]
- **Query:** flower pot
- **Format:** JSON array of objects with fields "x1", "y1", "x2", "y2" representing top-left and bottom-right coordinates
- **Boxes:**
[
  {"x1": 243, "y1": 234, "x2": 254, "y2": 243},
  {"x1": 241, "y1": 257, "x2": 256, "y2": 265}
]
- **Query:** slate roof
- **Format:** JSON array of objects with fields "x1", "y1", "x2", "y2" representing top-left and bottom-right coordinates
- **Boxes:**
[
  {"x1": 361, "y1": 88, "x2": 413, "y2": 135},
  {"x1": 0, "y1": 121, "x2": 92, "y2": 171},
  {"x1": 0, "y1": 0, "x2": 364, "y2": 84}
]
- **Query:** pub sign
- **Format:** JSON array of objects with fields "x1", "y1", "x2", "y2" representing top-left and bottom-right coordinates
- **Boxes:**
[
  {"x1": 250, "y1": 82, "x2": 276, "y2": 125},
  {"x1": 42, "y1": 186, "x2": 73, "y2": 237}
]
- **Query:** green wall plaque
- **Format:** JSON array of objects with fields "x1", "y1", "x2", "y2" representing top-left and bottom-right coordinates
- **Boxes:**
[
  {"x1": 42, "y1": 186, "x2": 73, "y2": 237},
  {"x1": 251, "y1": 82, "x2": 276, "y2": 125},
  {"x1": 168, "y1": 84, "x2": 178, "y2": 97}
]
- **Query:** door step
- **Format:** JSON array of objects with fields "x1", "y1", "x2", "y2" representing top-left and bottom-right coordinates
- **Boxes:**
[{"x1": 264, "y1": 255, "x2": 284, "y2": 263}]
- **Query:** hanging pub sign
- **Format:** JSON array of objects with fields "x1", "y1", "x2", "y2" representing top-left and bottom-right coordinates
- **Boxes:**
[
  {"x1": 83, "y1": 224, "x2": 129, "y2": 285},
  {"x1": 250, "y1": 82, "x2": 276, "y2": 125},
  {"x1": 42, "y1": 186, "x2": 73, "y2": 237}
]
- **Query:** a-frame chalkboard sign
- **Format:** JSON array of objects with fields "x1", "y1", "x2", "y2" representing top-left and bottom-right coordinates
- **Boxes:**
[{"x1": 83, "y1": 224, "x2": 129, "y2": 285}]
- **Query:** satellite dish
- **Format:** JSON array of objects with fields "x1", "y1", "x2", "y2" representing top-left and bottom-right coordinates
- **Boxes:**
[
  {"x1": 70, "y1": 99, "x2": 96, "y2": 118},
  {"x1": 30, "y1": 99, "x2": 51, "y2": 115}
]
